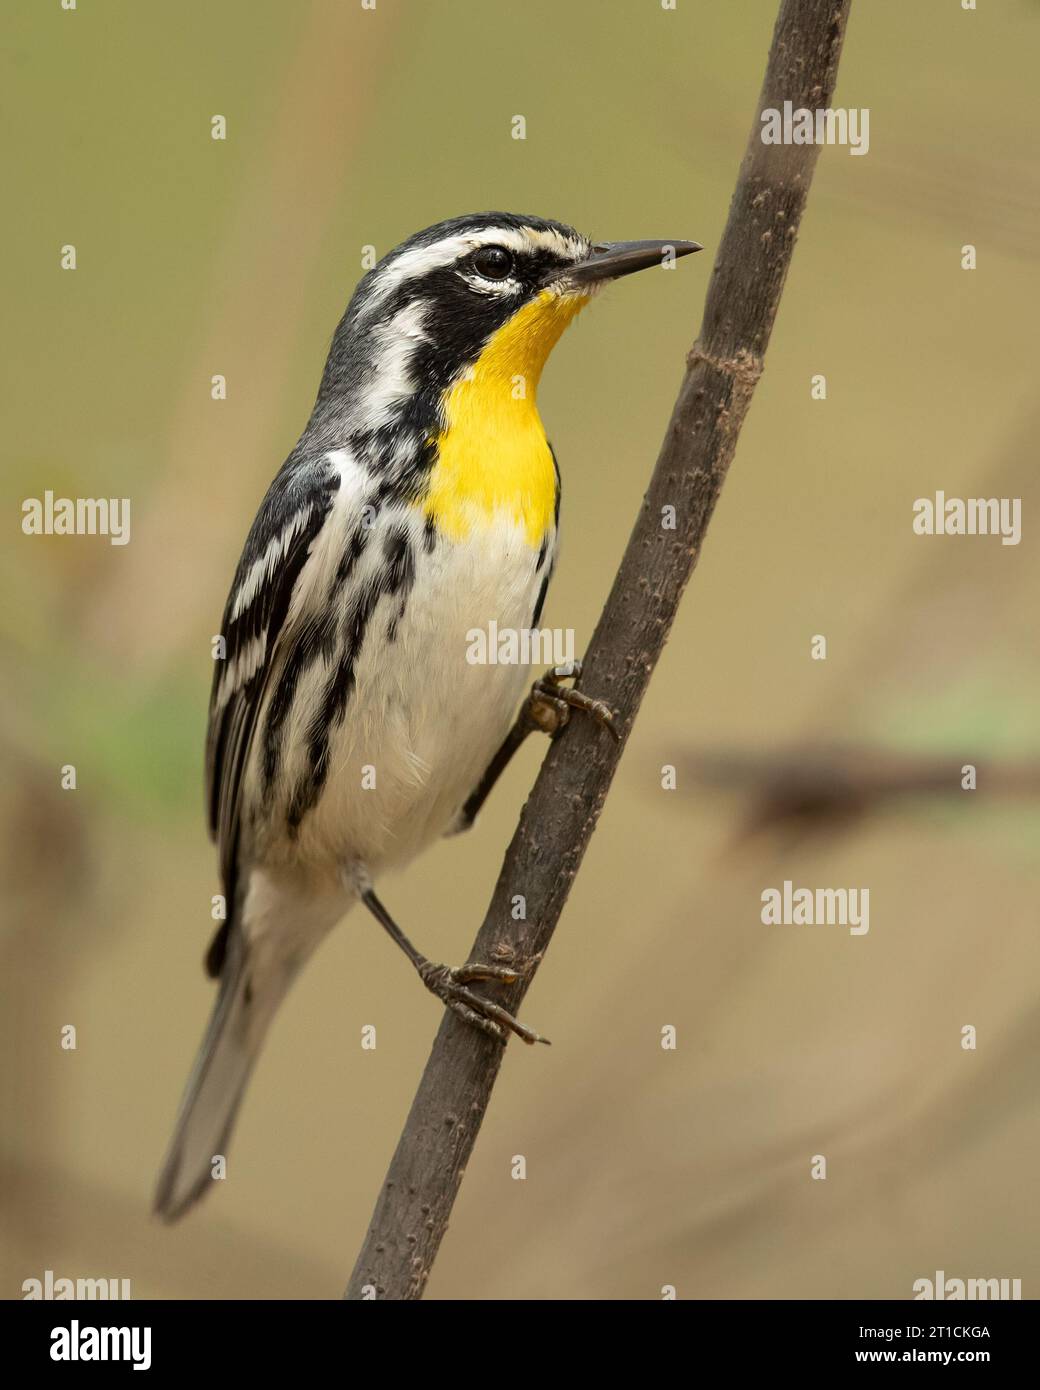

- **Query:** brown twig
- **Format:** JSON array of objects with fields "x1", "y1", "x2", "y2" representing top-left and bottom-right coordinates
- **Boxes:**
[{"x1": 345, "y1": 0, "x2": 853, "y2": 1299}]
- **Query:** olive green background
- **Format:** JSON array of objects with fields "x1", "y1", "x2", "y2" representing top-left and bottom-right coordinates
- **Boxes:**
[{"x1": 3, "y1": 0, "x2": 1038, "y2": 1299}]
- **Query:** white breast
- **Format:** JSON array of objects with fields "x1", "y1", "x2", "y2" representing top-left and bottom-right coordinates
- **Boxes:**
[{"x1": 273, "y1": 499, "x2": 553, "y2": 880}]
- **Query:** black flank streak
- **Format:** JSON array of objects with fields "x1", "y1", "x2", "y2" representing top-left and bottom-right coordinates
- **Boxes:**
[
  {"x1": 383, "y1": 525, "x2": 416, "y2": 642},
  {"x1": 381, "y1": 525, "x2": 415, "y2": 600},
  {"x1": 292, "y1": 527, "x2": 417, "y2": 827},
  {"x1": 334, "y1": 517, "x2": 371, "y2": 590},
  {"x1": 289, "y1": 572, "x2": 385, "y2": 831}
]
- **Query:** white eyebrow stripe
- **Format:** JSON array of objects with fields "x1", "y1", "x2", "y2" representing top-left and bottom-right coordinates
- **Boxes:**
[
  {"x1": 523, "y1": 227, "x2": 589, "y2": 259},
  {"x1": 359, "y1": 225, "x2": 588, "y2": 319}
]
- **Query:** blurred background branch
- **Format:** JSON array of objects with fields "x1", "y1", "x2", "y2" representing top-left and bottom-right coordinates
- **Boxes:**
[
  {"x1": 676, "y1": 745, "x2": 1040, "y2": 848},
  {"x1": 346, "y1": 0, "x2": 854, "y2": 1301}
]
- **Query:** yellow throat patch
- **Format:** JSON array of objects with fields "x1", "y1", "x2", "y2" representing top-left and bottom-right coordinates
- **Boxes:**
[{"x1": 423, "y1": 289, "x2": 590, "y2": 546}]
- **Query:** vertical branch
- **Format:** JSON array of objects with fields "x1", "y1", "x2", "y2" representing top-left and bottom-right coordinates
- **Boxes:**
[{"x1": 346, "y1": 0, "x2": 853, "y2": 1300}]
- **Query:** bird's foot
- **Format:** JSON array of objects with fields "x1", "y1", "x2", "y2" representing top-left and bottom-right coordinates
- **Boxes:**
[
  {"x1": 526, "y1": 658, "x2": 621, "y2": 740},
  {"x1": 418, "y1": 960, "x2": 549, "y2": 1046}
]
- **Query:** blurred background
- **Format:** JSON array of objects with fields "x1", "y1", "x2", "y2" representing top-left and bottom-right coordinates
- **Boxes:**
[{"x1": 2, "y1": 0, "x2": 1038, "y2": 1299}]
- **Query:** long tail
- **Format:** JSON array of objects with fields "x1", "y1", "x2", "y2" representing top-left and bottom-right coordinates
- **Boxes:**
[{"x1": 153, "y1": 945, "x2": 284, "y2": 1223}]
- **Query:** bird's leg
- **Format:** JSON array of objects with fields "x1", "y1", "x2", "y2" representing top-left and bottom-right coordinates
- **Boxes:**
[
  {"x1": 356, "y1": 880, "x2": 548, "y2": 1046},
  {"x1": 451, "y1": 659, "x2": 621, "y2": 833},
  {"x1": 449, "y1": 717, "x2": 534, "y2": 836}
]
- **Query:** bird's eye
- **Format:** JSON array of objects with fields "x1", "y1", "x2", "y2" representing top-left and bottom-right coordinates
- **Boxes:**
[{"x1": 471, "y1": 246, "x2": 514, "y2": 281}]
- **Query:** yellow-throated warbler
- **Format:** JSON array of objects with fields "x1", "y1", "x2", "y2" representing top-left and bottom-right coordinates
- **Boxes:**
[{"x1": 155, "y1": 212, "x2": 699, "y2": 1220}]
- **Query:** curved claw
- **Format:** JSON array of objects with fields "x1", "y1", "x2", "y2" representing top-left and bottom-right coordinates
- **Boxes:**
[
  {"x1": 421, "y1": 961, "x2": 550, "y2": 1046},
  {"x1": 531, "y1": 665, "x2": 621, "y2": 742}
]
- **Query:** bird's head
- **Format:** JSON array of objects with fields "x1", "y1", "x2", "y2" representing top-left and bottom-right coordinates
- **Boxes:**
[{"x1": 316, "y1": 212, "x2": 701, "y2": 429}]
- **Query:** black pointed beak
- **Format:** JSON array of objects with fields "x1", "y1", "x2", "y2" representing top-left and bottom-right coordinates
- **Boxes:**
[{"x1": 563, "y1": 238, "x2": 702, "y2": 286}]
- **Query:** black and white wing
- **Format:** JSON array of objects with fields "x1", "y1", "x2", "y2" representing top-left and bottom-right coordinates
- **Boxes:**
[{"x1": 204, "y1": 458, "x2": 341, "y2": 951}]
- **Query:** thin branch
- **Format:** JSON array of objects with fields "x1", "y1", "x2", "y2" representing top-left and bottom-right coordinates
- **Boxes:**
[{"x1": 346, "y1": 0, "x2": 853, "y2": 1300}]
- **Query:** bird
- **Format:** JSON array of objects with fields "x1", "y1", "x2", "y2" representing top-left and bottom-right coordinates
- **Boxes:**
[{"x1": 154, "y1": 211, "x2": 700, "y2": 1221}]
